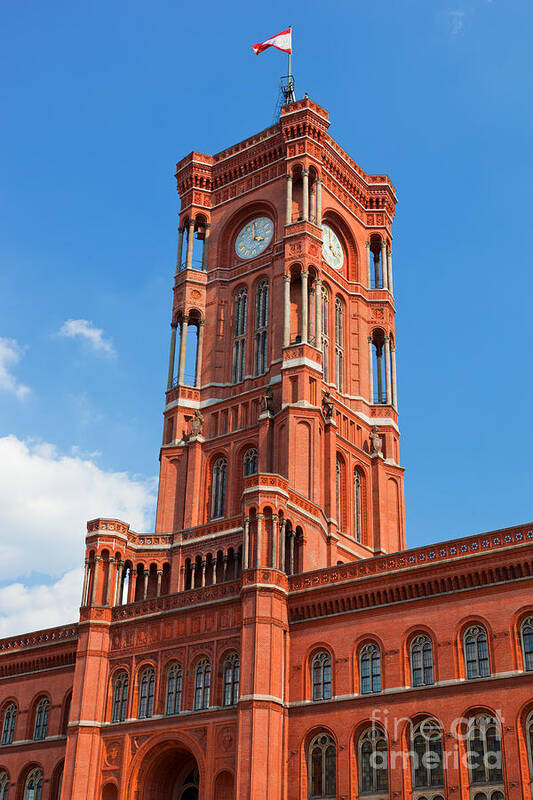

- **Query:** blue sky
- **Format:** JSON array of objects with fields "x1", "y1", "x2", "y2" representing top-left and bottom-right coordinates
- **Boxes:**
[{"x1": 1, "y1": 0, "x2": 532, "y2": 633}]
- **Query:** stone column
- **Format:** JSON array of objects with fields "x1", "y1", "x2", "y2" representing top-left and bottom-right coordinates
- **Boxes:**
[
  {"x1": 302, "y1": 169, "x2": 309, "y2": 221},
  {"x1": 195, "y1": 321, "x2": 204, "y2": 388},
  {"x1": 90, "y1": 556, "x2": 101, "y2": 606},
  {"x1": 167, "y1": 323, "x2": 177, "y2": 390},
  {"x1": 177, "y1": 316, "x2": 189, "y2": 386},
  {"x1": 368, "y1": 336, "x2": 374, "y2": 404},
  {"x1": 201, "y1": 223, "x2": 210, "y2": 270},
  {"x1": 315, "y1": 278, "x2": 322, "y2": 352},
  {"x1": 391, "y1": 344, "x2": 398, "y2": 409},
  {"x1": 376, "y1": 346, "x2": 384, "y2": 403},
  {"x1": 271, "y1": 513, "x2": 279, "y2": 569},
  {"x1": 279, "y1": 519, "x2": 287, "y2": 572},
  {"x1": 381, "y1": 242, "x2": 388, "y2": 290},
  {"x1": 310, "y1": 181, "x2": 316, "y2": 223},
  {"x1": 256, "y1": 513, "x2": 263, "y2": 568},
  {"x1": 105, "y1": 558, "x2": 114, "y2": 606},
  {"x1": 143, "y1": 569, "x2": 149, "y2": 600},
  {"x1": 81, "y1": 559, "x2": 89, "y2": 607},
  {"x1": 283, "y1": 274, "x2": 291, "y2": 348},
  {"x1": 185, "y1": 218, "x2": 195, "y2": 269},
  {"x1": 289, "y1": 531, "x2": 296, "y2": 575},
  {"x1": 242, "y1": 517, "x2": 250, "y2": 569},
  {"x1": 200, "y1": 561, "x2": 206, "y2": 588},
  {"x1": 384, "y1": 336, "x2": 392, "y2": 405},
  {"x1": 387, "y1": 246, "x2": 393, "y2": 294},
  {"x1": 301, "y1": 270, "x2": 309, "y2": 343},
  {"x1": 127, "y1": 568, "x2": 136, "y2": 603},
  {"x1": 212, "y1": 555, "x2": 218, "y2": 585},
  {"x1": 115, "y1": 561, "x2": 124, "y2": 606},
  {"x1": 156, "y1": 570, "x2": 163, "y2": 596},
  {"x1": 374, "y1": 251, "x2": 380, "y2": 289},
  {"x1": 316, "y1": 177, "x2": 322, "y2": 225},
  {"x1": 285, "y1": 173, "x2": 293, "y2": 225},
  {"x1": 223, "y1": 555, "x2": 229, "y2": 581},
  {"x1": 176, "y1": 226, "x2": 184, "y2": 271},
  {"x1": 366, "y1": 241, "x2": 371, "y2": 288}
]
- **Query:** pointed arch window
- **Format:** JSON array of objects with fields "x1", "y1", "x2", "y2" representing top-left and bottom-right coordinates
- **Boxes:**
[
  {"x1": 223, "y1": 653, "x2": 240, "y2": 706},
  {"x1": 0, "y1": 773, "x2": 8, "y2": 800},
  {"x1": 166, "y1": 663, "x2": 183, "y2": 715},
  {"x1": 466, "y1": 715, "x2": 504, "y2": 790},
  {"x1": 33, "y1": 698, "x2": 49, "y2": 740},
  {"x1": 321, "y1": 286, "x2": 329, "y2": 382},
  {"x1": 255, "y1": 280, "x2": 269, "y2": 375},
  {"x1": 521, "y1": 616, "x2": 533, "y2": 671},
  {"x1": 334, "y1": 297, "x2": 344, "y2": 392},
  {"x1": 111, "y1": 671, "x2": 129, "y2": 722},
  {"x1": 243, "y1": 448, "x2": 258, "y2": 477},
  {"x1": 194, "y1": 658, "x2": 211, "y2": 710},
  {"x1": 411, "y1": 719, "x2": 444, "y2": 792},
  {"x1": 410, "y1": 635, "x2": 434, "y2": 686},
  {"x1": 360, "y1": 643, "x2": 381, "y2": 694},
  {"x1": 354, "y1": 469, "x2": 362, "y2": 542},
  {"x1": 1, "y1": 703, "x2": 16, "y2": 745},
  {"x1": 464, "y1": 625, "x2": 490, "y2": 679},
  {"x1": 308, "y1": 733, "x2": 336, "y2": 798},
  {"x1": 211, "y1": 457, "x2": 227, "y2": 519},
  {"x1": 312, "y1": 651, "x2": 332, "y2": 701},
  {"x1": 24, "y1": 769, "x2": 43, "y2": 800},
  {"x1": 359, "y1": 726, "x2": 389, "y2": 796},
  {"x1": 137, "y1": 667, "x2": 155, "y2": 718},
  {"x1": 233, "y1": 288, "x2": 248, "y2": 383}
]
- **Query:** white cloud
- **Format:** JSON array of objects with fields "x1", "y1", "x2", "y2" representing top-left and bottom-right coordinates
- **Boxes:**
[
  {"x1": 57, "y1": 318, "x2": 116, "y2": 357},
  {"x1": 0, "y1": 435, "x2": 156, "y2": 619},
  {"x1": 448, "y1": 10, "x2": 465, "y2": 34},
  {"x1": 0, "y1": 337, "x2": 31, "y2": 399},
  {"x1": 0, "y1": 569, "x2": 83, "y2": 638}
]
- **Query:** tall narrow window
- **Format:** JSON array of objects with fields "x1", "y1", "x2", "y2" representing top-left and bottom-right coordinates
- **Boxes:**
[
  {"x1": 354, "y1": 469, "x2": 362, "y2": 542},
  {"x1": 24, "y1": 769, "x2": 43, "y2": 800},
  {"x1": 309, "y1": 734, "x2": 336, "y2": 798},
  {"x1": 410, "y1": 635, "x2": 434, "y2": 686},
  {"x1": 243, "y1": 448, "x2": 258, "y2": 476},
  {"x1": 335, "y1": 457, "x2": 341, "y2": 531},
  {"x1": 466, "y1": 715, "x2": 504, "y2": 790},
  {"x1": 360, "y1": 643, "x2": 381, "y2": 694},
  {"x1": 1, "y1": 703, "x2": 16, "y2": 745},
  {"x1": 521, "y1": 617, "x2": 533, "y2": 671},
  {"x1": 211, "y1": 457, "x2": 227, "y2": 519},
  {"x1": 112, "y1": 671, "x2": 129, "y2": 722},
  {"x1": 334, "y1": 297, "x2": 344, "y2": 392},
  {"x1": 194, "y1": 658, "x2": 211, "y2": 710},
  {"x1": 166, "y1": 663, "x2": 183, "y2": 715},
  {"x1": 464, "y1": 625, "x2": 490, "y2": 679},
  {"x1": 137, "y1": 667, "x2": 155, "y2": 718},
  {"x1": 33, "y1": 698, "x2": 49, "y2": 740},
  {"x1": 359, "y1": 726, "x2": 389, "y2": 796},
  {"x1": 321, "y1": 286, "x2": 329, "y2": 382},
  {"x1": 233, "y1": 288, "x2": 248, "y2": 383},
  {"x1": 223, "y1": 653, "x2": 240, "y2": 706},
  {"x1": 526, "y1": 712, "x2": 533, "y2": 791},
  {"x1": 0, "y1": 772, "x2": 9, "y2": 800},
  {"x1": 312, "y1": 651, "x2": 332, "y2": 701},
  {"x1": 411, "y1": 719, "x2": 444, "y2": 793},
  {"x1": 255, "y1": 280, "x2": 269, "y2": 375}
]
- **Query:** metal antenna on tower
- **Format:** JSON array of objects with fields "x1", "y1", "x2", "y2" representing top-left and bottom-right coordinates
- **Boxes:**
[{"x1": 273, "y1": 73, "x2": 296, "y2": 121}]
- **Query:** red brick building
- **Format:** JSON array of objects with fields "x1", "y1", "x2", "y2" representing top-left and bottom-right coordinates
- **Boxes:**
[{"x1": 1, "y1": 97, "x2": 532, "y2": 800}]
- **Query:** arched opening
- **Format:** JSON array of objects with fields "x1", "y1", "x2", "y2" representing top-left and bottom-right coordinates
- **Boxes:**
[
  {"x1": 136, "y1": 742, "x2": 200, "y2": 800},
  {"x1": 102, "y1": 783, "x2": 118, "y2": 800},
  {"x1": 370, "y1": 234, "x2": 385, "y2": 289},
  {"x1": 214, "y1": 770, "x2": 234, "y2": 799}
]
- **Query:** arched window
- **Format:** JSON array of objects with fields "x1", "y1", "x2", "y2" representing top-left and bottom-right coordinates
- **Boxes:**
[
  {"x1": 526, "y1": 711, "x2": 533, "y2": 792},
  {"x1": 255, "y1": 280, "x2": 269, "y2": 375},
  {"x1": 233, "y1": 288, "x2": 248, "y2": 383},
  {"x1": 194, "y1": 658, "x2": 211, "y2": 710},
  {"x1": 111, "y1": 671, "x2": 129, "y2": 722},
  {"x1": 360, "y1": 643, "x2": 381, "y2": 694},
  {"x1": 24, "y1": 769, "x2": 43, "y2": 800},
  {"x1": 354, "y1": 469, "x2": 362, "y2": 542},
  {"x1": 411, "y1": 719, "x2": 445, "y2": 793},
  {"x1": 521, "y1": 616, "x2": 533, "y2": 671},
  {"x1": 33, "y1": 698, "x2": 49, "y2": 740},
  {"x1": 321, "y1": 287, "x2": 329, "y2": 382},
  {"x1": 464, "y1": 625, "x2": 490, "y2": 679},
  {"x1": 0, "y1": 773, "x2": 9, "y2": 800},
  {"x1": 166, "y1": 663, "x2": 183, "y2": 715},
  {"x1": 334, "y1": 297, "x2": 344, "y2": 392},
  {"x1": 466, "y1": 715, "x2": 504, "y2": 791},
  {"x1": 211, "y1": 457, "x2": 227, "y2": 519},
  {"x1": 223, "y1": 653, "x2": 240, "y2": 706},
  {"x1": 312, "y1": 651, "x2": 332, "y2": 701},
  {"x1": 308, "y1": 733, "x2": 336, "y2": 798},
  {"x1": 1, "y1": 703, "x2": 16, "y2": 745},
  {"x1": 137, "y1": 667, "x2": 155, "y2": 718},
  {"x1": 359, "y1": 726, "x2": 388, "y2": 796},
  {"x1": 410, "y1": 635, "x2": 434, "y2": 687},
  {"x1": 335, "y1": 455, "x2": 345, "y2": 532},
  {"x1": 243, "y1": 448, "x2": 258, "y2": 476}
]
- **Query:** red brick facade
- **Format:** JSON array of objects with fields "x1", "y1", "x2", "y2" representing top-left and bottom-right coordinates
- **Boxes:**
[{"x1": 1, "y1": 97, "x2": 532, "y2": 800}]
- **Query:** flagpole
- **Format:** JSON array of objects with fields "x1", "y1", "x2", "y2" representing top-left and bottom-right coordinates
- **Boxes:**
[{"x1": 288, "y1": 27, "x2": 292, "y2": 80}]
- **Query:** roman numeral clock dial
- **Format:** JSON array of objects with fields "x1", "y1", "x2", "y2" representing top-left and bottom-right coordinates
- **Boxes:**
[{"x1": 235, "y1": 217, "x2": 274, "y2": 259}]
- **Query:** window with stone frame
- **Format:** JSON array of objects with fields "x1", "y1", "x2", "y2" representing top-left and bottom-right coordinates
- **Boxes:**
[{"x1": 308, "y1": 733, "x2": 336, "y2": 799}]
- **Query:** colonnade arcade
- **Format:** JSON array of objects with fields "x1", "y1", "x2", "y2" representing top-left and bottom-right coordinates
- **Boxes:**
[
  {"x1": 81, "y1": 551, "x2": 171, "y2": 608},
  {"x1": 285, "y1": 165, "x2": 322, "y2": 225},
  {"x1": 242, "y1": 509, "x2": 303, "y2": 574},
  {"x1": 167, "y1": 309, "x2": 204, "y2": 390},
  {"x1": 369, "y1": 327, "x2": 398, "y2": 408},
  {"x1": 176, "y1": 214, "x2": 210, "y2": 272}
]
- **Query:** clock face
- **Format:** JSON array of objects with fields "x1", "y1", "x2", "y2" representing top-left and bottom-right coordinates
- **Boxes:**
[
  {"x1": 235, "y1": 217, "x2": 274, "y2": 259},
  {"x1": 322, "y1": 224, "x2": 344, "y2": 270}
]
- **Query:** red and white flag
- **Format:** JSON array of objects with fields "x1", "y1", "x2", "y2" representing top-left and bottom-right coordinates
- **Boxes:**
[{"x1": 252, "y1": 27, "x2": 292, "y2": 56}]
